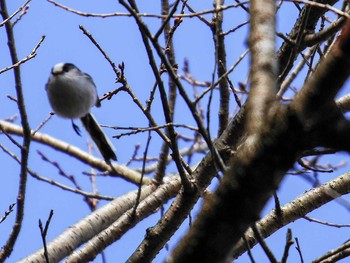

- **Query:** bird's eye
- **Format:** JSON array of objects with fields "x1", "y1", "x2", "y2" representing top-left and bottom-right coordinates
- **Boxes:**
[
  {"x1": 63, "y1": 63, "x2": 76, "y2": 73},
  {"x1": 63, "y1": 65, "x2": 70, "y2": 72}
]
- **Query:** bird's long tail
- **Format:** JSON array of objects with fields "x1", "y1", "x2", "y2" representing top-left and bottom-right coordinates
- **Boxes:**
[{"x1": 80, "y1": 113, "x2": 117, "y2": 162}]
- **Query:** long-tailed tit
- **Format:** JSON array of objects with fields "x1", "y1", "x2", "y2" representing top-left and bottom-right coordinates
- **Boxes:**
[{"x1": 46, "y1": 63, "x2": 117, "y2": 162}]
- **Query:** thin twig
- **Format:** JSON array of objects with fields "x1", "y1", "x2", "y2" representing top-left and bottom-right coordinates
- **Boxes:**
[
  {"x1": 0, "y1": 203, "x2": 16, "y2": 224},
  {"x1": 47, "y1": 0, "x2": 246, "y2": 19},
  {"x1": 109, "y1": 123, "x2": 199, "y2": 139},
  {"x1": 0, "y1": 144, "x2": 114, "y2": 200},
  {"x1": 0, "y1": 35, "x2": 45, "y2": 75},
  {"x1": 242, "y1": 235, "x2": 256, "y2": 263},
  {"x1": 133, "y1": 131, "x2": 151, "y2": 214},
  {"x1": 281, "y1": 229, "x2": 294, "y2": 263},
  {"x1": 303, "y1": 215, "x2": 350, "y2": 227},
  {"x1": 295, "y1": 237, "x2": 305, "y2": 263},
  {"x1": 251, "y1": 224, "x2": 278, "y2": 263},
  {"x1": 79, "y1": 25, "x2": 119, "y2": 76},
  {"x1": 39, "y1": 210, "x2": 54, "y2": 263},
  {"x1": 32, "y1": 112, "x2": 54, "y2": 136},
  {"x1": 154, "y1": 0, "x2": 181, "y2": 39},
  {"x1": 194, "y1": 49, "x2": 249, "y2": 104},
  {"x1": 0, "y1": 0, "x2": 31, "y2": 27}
]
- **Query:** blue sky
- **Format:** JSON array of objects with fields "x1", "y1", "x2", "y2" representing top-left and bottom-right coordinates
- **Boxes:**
[{"x1": 0, "y1": 1, "x2": 350, "y2": 262}]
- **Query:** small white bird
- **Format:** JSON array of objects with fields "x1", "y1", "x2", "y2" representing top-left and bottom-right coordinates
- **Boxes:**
[{"x1": 46, "y1": 63, "x2": 117, "y2": 162}]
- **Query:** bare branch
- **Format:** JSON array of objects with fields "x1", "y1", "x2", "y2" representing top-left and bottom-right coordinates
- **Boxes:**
[
  {"x1": 313, "y1": 239, "x2": 350, "y2": 262},
  {"x1": 0, "y1": 0, "x2": 31, "y2": 27},
  {"x1": 0, "y1": 120, "x2": 148, "y2": 185},
  {"x1": 232, "y1": 171, "x2": 350, "y2": 258},
  {"x1": 19, "y1": 183, "x2": 160, "y2": 263},
  {"x1": 0, "y1": 0, "x2": 32, "y2": 259},
  {"x1": 0, "y1": 35, "x2": 45, "y2": 75},
  {"x1": 47, "y1": 0, "x2": 246, "y2": 19}
]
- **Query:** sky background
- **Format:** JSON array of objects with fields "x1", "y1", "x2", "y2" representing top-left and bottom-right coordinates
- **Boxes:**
[{"x1": 0, "y1": 0, "x2": 350, "y2": 262}]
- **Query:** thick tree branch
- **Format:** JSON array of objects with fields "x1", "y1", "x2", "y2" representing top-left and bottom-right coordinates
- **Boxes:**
[
  {"x1": 246, "y1": 0, "x2": 277, "y2": 137},
  {"x1": 19, "y1": 183, "x2": 158, "y2": 263},
  {"x1": 168, "y1": 1, "x2": 279, "y2": 261},
  {"x1": 0, "y1": 120, "x2": 148, "y2": 185},
  {"x1": 168, "y1": 5, "x2": 350, "y2": 263},
  {"x1": 292, "y1": 20, "x2": 350, "y2": 150},
  {"x1": 212, "y1": 0, "x2": 230, "y2": 136},
  {"x1": 64, "y1": 177, "x2": 181, "y2": 262},
  {"x1": 232, "y1": 171, "x2": 350, "y2": 259}
]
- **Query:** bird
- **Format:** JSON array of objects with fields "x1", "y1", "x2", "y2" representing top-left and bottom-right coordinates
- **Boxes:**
[{"x1": 45, "y1": 62, "x2": 117, "y2": 162}]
